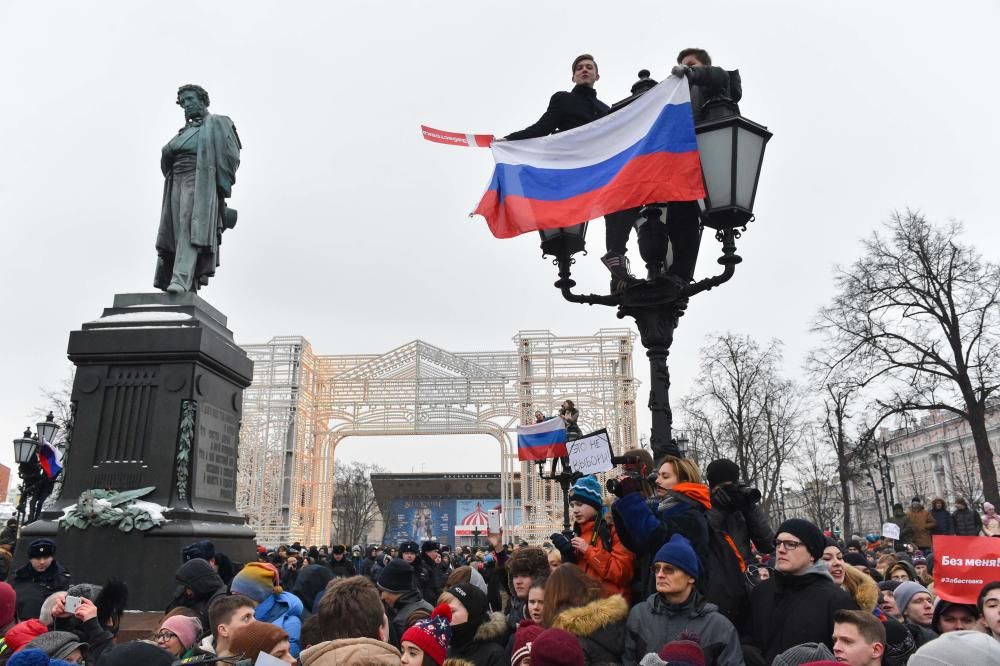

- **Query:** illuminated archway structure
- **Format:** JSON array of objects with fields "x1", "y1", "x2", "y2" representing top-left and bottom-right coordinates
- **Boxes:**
[{"x1": 239, "y1": 329, "x2": 638, "y2": 545}]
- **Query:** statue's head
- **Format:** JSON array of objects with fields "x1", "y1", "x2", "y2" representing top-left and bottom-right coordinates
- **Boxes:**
[{"x1": 176, "y1": 84, "x2": 210, "y2": 121}]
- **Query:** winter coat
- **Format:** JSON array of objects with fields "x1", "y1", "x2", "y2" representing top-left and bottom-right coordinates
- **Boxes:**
[
  {"x1": 929, "y1": 502, "x2": 953, "y2": 536},
  {"x1": 0, "y1": 551, "x2": 11, "y2": 583},
  {"x1": 624, "y1": 589, "x2": 742, "y2": 666},
  {"x1": 291, "y1": 564, "x2": 334, "y2": 619},
  {"x1": 888, "y1": 510, "x2": 912, "y2": 541},
  {"x1": 328, "y1": 557, "x2": 356, "y2": 579},
  {"x1": 256, "y1": 591, "x2": 303, "y2": 658},
  {"x1": 684, "y1": 65, "x2": 741, "y2": 122},
  {"x1": 447, "y1": 611, "x2": 508, "y2": 666},
  {"x1": 574, "y1": 517, "x2": 635, "y2": 601},
  {"x1": 165, "y1": 558, "x2": 227, "y2": 630},
  {"x1": 415, "y1": 554, "x2": 446, "y2": 605},
  {"x1": 300, "y1": 637, "x2": 402, "y2": 666},
  {"x1": 706, "y1": 490, "x2": 774, "y2": 566},
  {"x1": 504, "y1": 85, "x2": 609, "y2": 140},
  {"x1": 50, "y1": 614, "x2": 115, "y2": 663},
  {"x1": 388, "y1": 589, "x2": 433, "y2": 646},
  {"x1": 743, "y1": 562, "x2": 858, "y2": 664},
  {"x1": 11, "y1": 561, "x2": 71, "y2": 620},
  {"x1": 613, "y1": 484, "x2": 711, "y2": 599},
  {"x1": 951, "y1": 507, "x2": 983, "y2": 536},
  {"x1": 905, "y1": 508, "x2": 936, "y2": 548},
  {"x1": 552, "y1": 595, "x2": 629, "y2": 666}
]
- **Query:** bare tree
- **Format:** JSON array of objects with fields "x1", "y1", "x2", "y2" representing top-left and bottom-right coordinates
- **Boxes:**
[
  {"x1": 792, "y1": 436, "x2": 843, "y2": 532},
  {"x1": 331, "y1": 461, "x2": 385, "y2": 547},
  {"x1": 816, "y1": 211, "x2": 1000, "y2": 505},
  {"x1": 681, "y1": 333, "x2": 805, "y2": 512},
  {"x1": 950, "y1": 439, "x2": 985, "y2": 506}
]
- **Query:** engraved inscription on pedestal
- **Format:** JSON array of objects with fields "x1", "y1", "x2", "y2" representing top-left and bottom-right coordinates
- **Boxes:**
[{"x1": 195, "y1": 402, "x2": 238, "y2": 502}]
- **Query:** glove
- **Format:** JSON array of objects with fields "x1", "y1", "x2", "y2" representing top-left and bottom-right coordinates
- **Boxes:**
[
  {"x1": 550, "y1": 532, "x2": 576, "y2": 564},
  {"x1": 612, "y1": 475, "x2": 642, "y2": 498},
  {"x1": 671, "y1": 65, "x2": 689, "y2": 78}
]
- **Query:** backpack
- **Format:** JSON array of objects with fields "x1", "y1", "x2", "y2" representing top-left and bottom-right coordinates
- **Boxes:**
[{"x1": 701, "y1": 524, "x2": 748, "y2": 625}]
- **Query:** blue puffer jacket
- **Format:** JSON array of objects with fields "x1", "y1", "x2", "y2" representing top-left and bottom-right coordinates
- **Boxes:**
[{"x1": 256, "y1": 590, "x2": 304, "y2": 657}]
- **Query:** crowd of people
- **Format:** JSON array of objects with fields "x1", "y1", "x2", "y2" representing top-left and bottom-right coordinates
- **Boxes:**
[{"x1": 0, "y1": 449, "x2": 997, "y2": 666}]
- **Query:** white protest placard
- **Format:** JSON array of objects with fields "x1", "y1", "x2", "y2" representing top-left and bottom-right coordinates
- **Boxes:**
[
  {"x1": 256, "y1": 652, "x2": 289, "y2": 666},
  {"x1": 567, "y1": 430, "x2": 614, "y2": 476},
  {"x1": 882, "y1": 522, "x2": 900, "y2": 540}
]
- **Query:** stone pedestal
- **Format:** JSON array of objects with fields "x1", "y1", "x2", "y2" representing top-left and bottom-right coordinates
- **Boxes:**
[{"x1": 17, "y1": 293, "x2": 256, "y2": 610}]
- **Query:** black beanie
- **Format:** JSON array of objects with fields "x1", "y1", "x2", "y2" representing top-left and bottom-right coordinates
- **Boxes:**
[
  {"x1": 448, "y1": 583, "x2": 488, "y2": 624},
  {"x1": 377, "y1": 559, "x2": 415, "y2": 594},
  {"x1": 777, "y1": 518, "x2": 825, "y2": 562},
  {"x1": 96, "y1": 640, "x2": 176, "y2": 665},
  {"x1": 705, "y1": 459, "x2": 740, "y2": 488}
]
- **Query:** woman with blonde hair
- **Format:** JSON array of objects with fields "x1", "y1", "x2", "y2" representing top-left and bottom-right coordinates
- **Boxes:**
[{"x1": 610, "y1": 455, "x2": 711, "y2": 599}]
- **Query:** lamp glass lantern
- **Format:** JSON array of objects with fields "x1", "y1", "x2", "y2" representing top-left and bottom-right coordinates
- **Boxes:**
[
  {"x1": 695, "y1": 110, "x2": 772, "y2": 230},
  {"x1": 35, "y1": 411, "x2": 60, "y2": 445},
  {"x1": 13, "y1": 428, "x2": 38, "y2": 464},
  {"x1": 538, "y1": 222, "x2": 588, "y2": 258}
]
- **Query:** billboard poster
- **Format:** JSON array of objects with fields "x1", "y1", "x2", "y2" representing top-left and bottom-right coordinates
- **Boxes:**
[
  {"x1": 454, "y1": 499, "x2": 523, "y2": 536},
  {"x1": 384, "y1": 499, "x2": 455, "y2": 544}
]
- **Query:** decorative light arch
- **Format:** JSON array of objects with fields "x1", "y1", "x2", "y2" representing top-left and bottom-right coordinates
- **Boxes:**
[{"x1": 239, "y1": 331, "x2": 637, "y2": 545}]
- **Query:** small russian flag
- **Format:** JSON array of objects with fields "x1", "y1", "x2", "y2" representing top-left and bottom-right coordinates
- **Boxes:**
[
  {"x1": 37, "y1": 439, "x2": 63, "y2": 479},
  {"x1": 516, "y1": 418, "x2": 568, "y2": 462}
]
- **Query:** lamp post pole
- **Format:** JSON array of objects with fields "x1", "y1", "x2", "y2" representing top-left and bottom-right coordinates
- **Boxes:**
[{"x1": 537, "y1": 458, "x2": 579, "y2": 536}]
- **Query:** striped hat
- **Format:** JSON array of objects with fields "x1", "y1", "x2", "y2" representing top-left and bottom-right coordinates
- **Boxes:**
[
  {"x1": 569, "y1": 475, "x2": 604, "y2": 513},
  {"x1": 230, "y1": 562, "x2": 282, "y2": 602}
]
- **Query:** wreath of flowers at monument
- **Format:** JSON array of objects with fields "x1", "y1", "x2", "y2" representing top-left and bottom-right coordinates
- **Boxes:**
[{"x1": 58, "y1": 486, "x2": 169, "y2": 532}]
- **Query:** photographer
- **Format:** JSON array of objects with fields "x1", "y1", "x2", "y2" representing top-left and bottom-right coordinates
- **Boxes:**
[
  {"x1": 704, "y1": 459, "x2": 774, "y2": 565},
  {"x1": 559, "y1": 400, "x2": 582, "y2": 440}
]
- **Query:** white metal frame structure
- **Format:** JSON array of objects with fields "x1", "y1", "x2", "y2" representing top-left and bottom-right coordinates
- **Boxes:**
[{"x1": 239, "y1": 330, "x2": 638, "y2": 546}]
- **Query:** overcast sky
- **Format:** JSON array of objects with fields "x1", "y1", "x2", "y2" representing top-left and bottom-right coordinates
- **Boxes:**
[{"x1": 2, "y1": 1, "x2": 998, "y2": 477}]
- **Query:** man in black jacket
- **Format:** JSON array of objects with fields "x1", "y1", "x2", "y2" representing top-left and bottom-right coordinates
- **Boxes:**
[
  {"x1": 705, "y1": 459, "x2": 775, "y2": 565},
  {"x1": 744, "y1": 519, "x2": 859, "y2": 664},
  {"x1": 633, "y1": 47, "x2": 741, "y2": 285},
  {"x1": 11, "y1": 538, "x2": 71, "y2": 620},
  {"x1": 503, "y1": 54, "x2": 641, "y2": 293},
  {"x1": 414, "y1": 541, "x2": 445, "y2": 605}
]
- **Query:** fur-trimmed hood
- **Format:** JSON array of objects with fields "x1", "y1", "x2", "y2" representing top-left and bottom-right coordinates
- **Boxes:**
[
  {"x1": 443, "y1": 660, "x2": 475, "y2": 666},
  {"x1": 474, "y1": 611, "x2": 509, "y2": 642},
  {"x1": 551, "y1": 595, "x2": 629, "y2": 638},
  {"x1": 844, "y1": 566, "x2": 879, "y2": 612}
]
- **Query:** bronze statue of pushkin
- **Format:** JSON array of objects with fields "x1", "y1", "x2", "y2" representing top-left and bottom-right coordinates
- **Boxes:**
[{"x1": 154, "y1": 84, "x2": 241, "y2": 293}]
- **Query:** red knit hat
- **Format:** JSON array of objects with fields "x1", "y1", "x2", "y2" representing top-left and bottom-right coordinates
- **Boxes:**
[
  {"x1": 400, "y1": 604, "x2": 452, "y2": 666},
  {"x1": 658, "y1": 638, "x2": 705, "y2": 666},
  {"x1": 531, "y1": 628, "x2": 584, "y2": 666},
  {"x1": 5, "y1": 619, "x2": 48, "y2": 652},
  {"x1": 512, "y1": 620, "x2": 544, "y2": 666}
]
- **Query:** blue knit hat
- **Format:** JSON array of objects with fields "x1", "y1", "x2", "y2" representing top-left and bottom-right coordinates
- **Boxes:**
[
  {"x1": 654, "y1": 534, "x2": 702, "y2": 578},
  {"x1": 569, "y1": 475, "x2": 604, "y2": 513}
]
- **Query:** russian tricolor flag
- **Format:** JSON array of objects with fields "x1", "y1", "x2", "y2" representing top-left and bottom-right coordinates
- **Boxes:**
[
  {"x1": 516, "y1": 418, "x2": 568, "y2": 462},
  {"x1": 37, "y1": 439, "x2": 63, "y2": 479},
  {"x1": 475, "y1": 75, "x2": 705, "y2": 239}
]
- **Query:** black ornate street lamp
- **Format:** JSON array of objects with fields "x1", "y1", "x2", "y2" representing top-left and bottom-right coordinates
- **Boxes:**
[
  {"x1": 12, "y1": 428, "x2": 38, "y2": 466},
  {"x1": 538, "y1": 99, "x2": 771, "y2": 460},
  {"x1": 36, "y1": 411, "x2": 60, "y2": 446}
]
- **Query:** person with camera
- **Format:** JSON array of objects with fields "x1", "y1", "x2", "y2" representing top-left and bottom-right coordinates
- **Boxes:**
[
  {"x1": 559, "y1": 400, "x2": 582, "y2": 440},
  {"x1": 704, "y1": 459, "x2": 774, "y2": 565}
]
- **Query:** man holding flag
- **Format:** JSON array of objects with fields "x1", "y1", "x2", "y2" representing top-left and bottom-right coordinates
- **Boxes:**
[{"x1": 499, "y1": 53, "x2": 642, "y2": 293}]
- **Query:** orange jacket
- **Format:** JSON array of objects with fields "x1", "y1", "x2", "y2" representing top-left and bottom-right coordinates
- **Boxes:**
[{"x1": 575, "y1": 517, "x2": 635, "y2": 602}]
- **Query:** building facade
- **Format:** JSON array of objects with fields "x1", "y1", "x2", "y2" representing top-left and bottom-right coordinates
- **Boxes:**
[{"x1": 849, "y1": 404, "x2": 1000, "y2": 532}]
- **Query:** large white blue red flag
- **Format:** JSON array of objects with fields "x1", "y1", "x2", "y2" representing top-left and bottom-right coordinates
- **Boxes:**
[
  {"x1": 516, "y1": 418, "x2": 568, "y2": 462},
  {"x1": 37, "y1": 439, "x2": 63, "y2": 479},
  {"x1": 474, "y1": 75, "x2": 705, "y2": 239}
]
